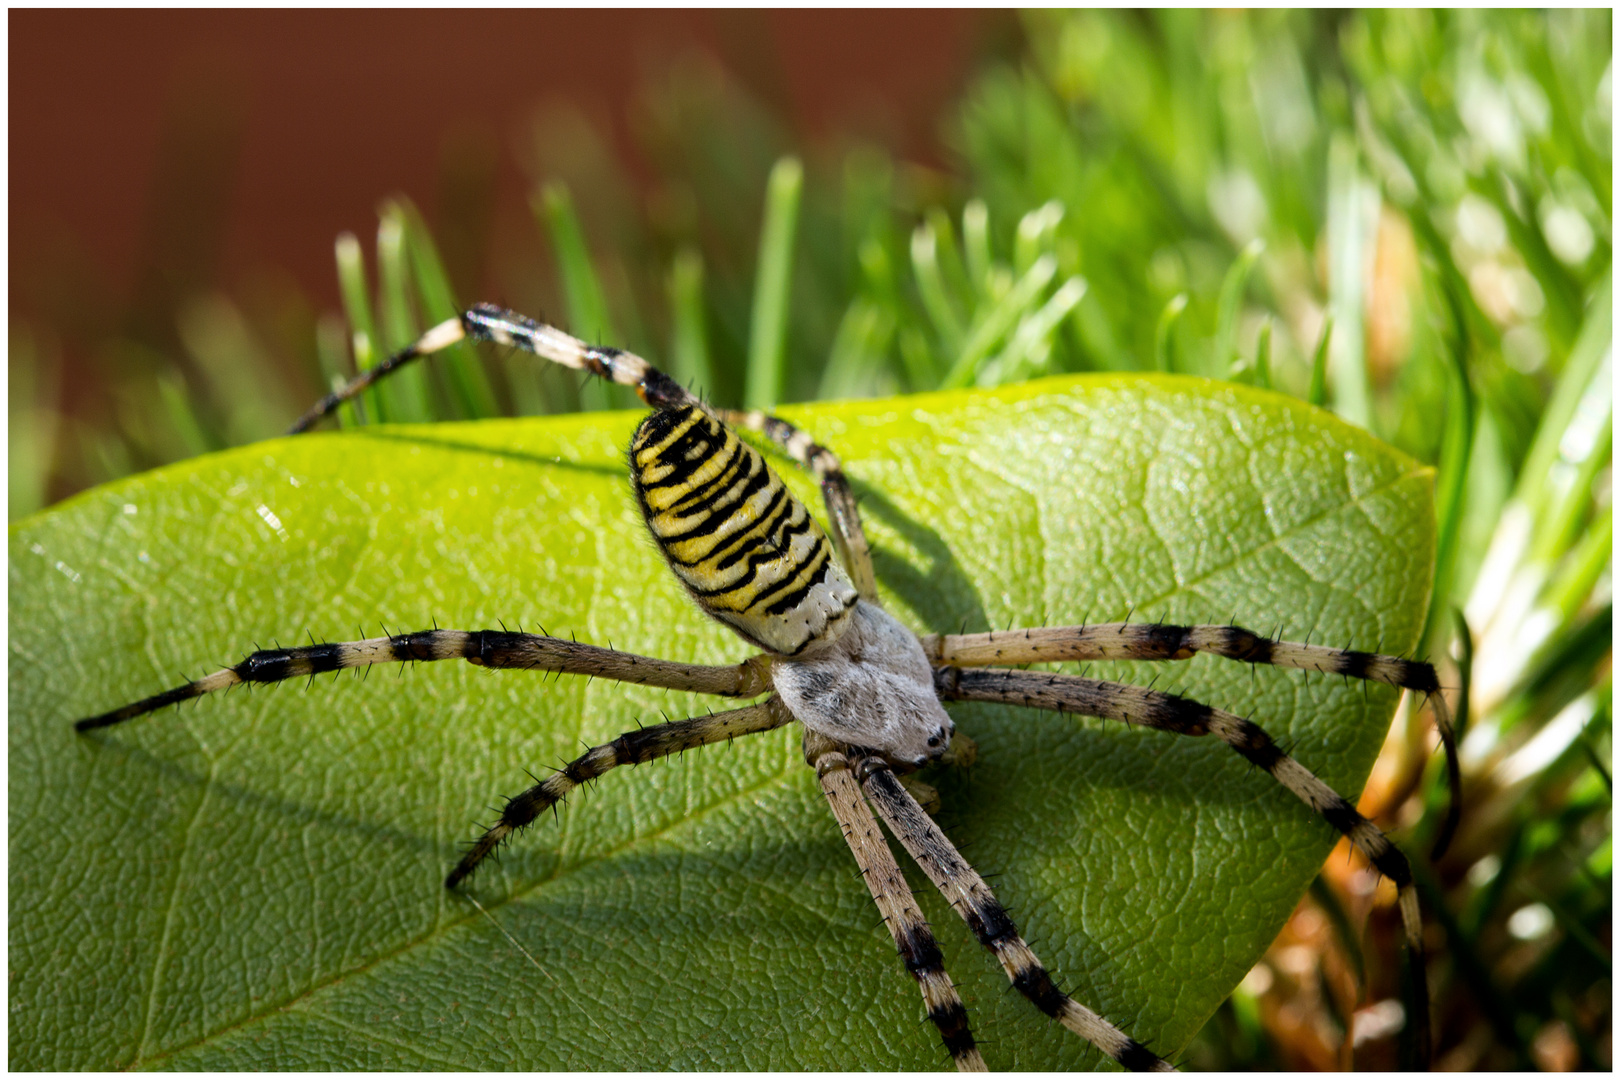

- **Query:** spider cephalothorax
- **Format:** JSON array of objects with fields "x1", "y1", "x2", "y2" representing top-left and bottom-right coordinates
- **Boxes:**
[{"x1": 77, "y1": 303, "x2": 1453, "y2": 1071}]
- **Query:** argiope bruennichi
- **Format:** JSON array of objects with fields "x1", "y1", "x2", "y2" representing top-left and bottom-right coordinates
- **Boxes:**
[{"x1": 79, "y1": 303, "x2": 1452, "y2": 1071}]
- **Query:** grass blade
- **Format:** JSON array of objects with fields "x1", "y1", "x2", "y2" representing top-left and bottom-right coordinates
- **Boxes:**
[
  {"x1": 962, "y1": 198, "x2": 992, "y2": 296},
  {"x1": 1422, "y1": 282, "x2": 1476, "y2": 650},
  {"x1": 668, "y1": 246, "x2": 716, "y2": 401},
  {"x1": 1014, "y1": 200, "x2": 1063, "y2": 275},
  {"x1": 374, "y1": 203, "x2": 433, "y2": 423},
  {"x1": 1325, "y1": 134, "x2": 1372, "y2": 426},
  {"x1": 312, "y1": 313, "x2": 359, "y2": 430},
  {"x1": 398, "y1": 199, "x2": 497, "y2": 420},
  {"x1": 9, "y1": 326, "x2": 60, "y2": 520},
  {"x1": 942, "y1": 254, "x2": 1057, "y2": 389},
  {"x1": 1156, "y1": 293, "x2": 1189, "y2": 373},
  {"x1": 911, "y1": 221, "x2": 965, "y2": 355},
  {"x1": 983, "y1": 276, "x2": 1086, "y2": 385},
  {"x1": 334, "y1": 232, "x2": 381, "y2": 424},
  {"x1": 1516, "y1": 272, "x2": 1611, "y2": 519},
  {"x1": 535, "y1": 181, "x2": 624, "y2": 411},
  {"x1": 1543, "y1": 508, "x2": 1612, "y2": 620},
  {"x1": 746, "y1": 156, "x2": 803, "y2": 409},
  {"x1": 1307, "y1": 316, "x2": 1333, "y2": 407},
  {"x1": 1212, "y1": 239, "x2": 1264, "y2": 379},
  {"x1": 1254, "y1": 317, "x2": 1273, "y2": 390},
  {"x1": 1534, "y1": 410, "x2": 1612, "y2": 564}
]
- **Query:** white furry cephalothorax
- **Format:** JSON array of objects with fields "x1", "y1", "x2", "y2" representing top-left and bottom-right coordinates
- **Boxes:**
[{"x1": 772, "y1": 600, "x2": 954, "y2": 767}]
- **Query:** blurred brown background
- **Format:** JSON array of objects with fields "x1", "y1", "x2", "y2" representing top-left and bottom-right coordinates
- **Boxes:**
[{"x1": 10, "y1": 9, "x2": 1001, "y2": 452}]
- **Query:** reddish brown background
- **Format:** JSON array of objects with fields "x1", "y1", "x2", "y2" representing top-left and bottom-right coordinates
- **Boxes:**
[{"x1": 11, "y1": 9, "x2": 999, "y2": 325}]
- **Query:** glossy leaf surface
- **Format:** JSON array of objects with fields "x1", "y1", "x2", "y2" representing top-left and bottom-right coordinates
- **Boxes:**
[{"x1": 9, "y1": 376, "x2": 1434, "y2": 1069}]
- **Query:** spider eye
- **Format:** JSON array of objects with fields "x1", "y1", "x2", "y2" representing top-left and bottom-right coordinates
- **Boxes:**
[{"x1": 927, "y1": 734, "x2": 941, "y2": 747}]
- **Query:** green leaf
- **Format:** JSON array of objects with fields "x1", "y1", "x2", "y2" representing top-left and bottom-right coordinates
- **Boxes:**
[{"x1": 9, "y1": 376, "x2": 1434, "y2": 1069}]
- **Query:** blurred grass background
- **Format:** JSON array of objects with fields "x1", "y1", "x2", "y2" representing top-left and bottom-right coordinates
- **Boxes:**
[{"x1": 10, "y1": 10, "x2": 1610, "y2": 1070}]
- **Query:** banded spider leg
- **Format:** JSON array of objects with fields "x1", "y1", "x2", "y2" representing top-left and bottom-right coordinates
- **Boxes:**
[
  {"x1": 923, "y1": 620, "x2": 1458, "y2": 855},
  {"x1": 813, "y1": 737, "x2": 987, "y2": 1072},
  {"x1": 854, "y1": 749, "x2": 1176, "y2": 1072},
  {"x1": 928, "y1": 625, "x2": 1446, "y2": 1067},
  {"x1": 75, "y1": 629, "x2": 772, "y2": 734},
  {"x1": 447, "y1": 698, "x2": 793, "y2": 886}
]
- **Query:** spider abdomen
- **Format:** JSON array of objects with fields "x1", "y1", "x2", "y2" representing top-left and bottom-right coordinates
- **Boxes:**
[{"x1": 629, "y1": 404, "x2": 858, "y2": 656}]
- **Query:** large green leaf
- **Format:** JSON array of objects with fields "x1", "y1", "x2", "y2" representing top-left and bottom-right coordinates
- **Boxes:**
[{"x1": 9, "y1": 375, "x2": 1434, "y2": 1070}]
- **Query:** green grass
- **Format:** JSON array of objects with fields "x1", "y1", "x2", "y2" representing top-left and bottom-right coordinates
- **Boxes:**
[{"x1": 10, "y1": 9, "x2": 1610, "y2": 1071}]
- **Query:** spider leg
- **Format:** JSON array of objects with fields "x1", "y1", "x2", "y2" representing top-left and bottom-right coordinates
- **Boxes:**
[
  {"x1": 938, "y1": 665, "x2": 1430, "y2": 1067},
  {"x1": 288, "y1": 303, "x2": 699, "y2": 434},
  {"x1": 447, "y1": 698, "x2": 792, "y2": 888},
  {"x1": 924, "y1": 622, "x2": 1459, "y2": 858},
  {"x1": 809, "y1": 737, "x2": 986, "y2": 1072},
  {"x1": 926, "y1": 622, "x2": 1439, "y2": 693},
  {"x1": 850, "y1": 756, "x2": 1173, "y2": 1071},
  {"x1": 74, "y1": 629, "x2": 772, "y2": 731},
  {"x1": 716, "y1": 407, "x2": 877, "y2": 602}
]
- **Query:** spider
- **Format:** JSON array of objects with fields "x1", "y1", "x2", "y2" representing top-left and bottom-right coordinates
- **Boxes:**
[{"x1": 76, "y1": 303, "x2": 1453, "y2": 1071}]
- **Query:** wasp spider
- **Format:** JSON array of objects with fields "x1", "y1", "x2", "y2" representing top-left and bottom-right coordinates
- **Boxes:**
[{"x1": 78, "y1": 304, "x2": 1452, "y2": 1071}]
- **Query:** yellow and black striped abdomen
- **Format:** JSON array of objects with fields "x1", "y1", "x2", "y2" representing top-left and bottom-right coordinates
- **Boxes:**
[{"x1": 630, "y1": 405, "x2": 858, "y2": 656}]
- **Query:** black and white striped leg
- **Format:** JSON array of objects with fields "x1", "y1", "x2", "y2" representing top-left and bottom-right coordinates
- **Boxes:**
[
  {"x1": 448, "y1": 698, "x2": 791, "y2": 888},
  {"x1": 928, "y1": 623, "x2": 1437, "y2": 693},
  {"x1": 74, "y1": 629, "x2": 772, "y2": 732},
  {"x1": 853, "y1": 757, "x2": 1174, "y2": 1072},
  {"x1": 289, "y1": 304, "x2": 700, "y2": 434},
  {"x1": 288, "y1": 317, "x2": 468, "y2": 432},
  {"x1": 718, "y1": 407, "x2": 877, "y2": 602},
  {"x1": 283, "y1": 304, "x2": 882, "y2": 608},
  {"x1": 925, "y1": 622, "x2": 1459, "y2": 858},
  {"x1": 938, "y1": 666, "x2": 1431, "y2": 1067},
  {"x1": 811, "y1": 741, "x2": 986, "y2": 1071}
]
